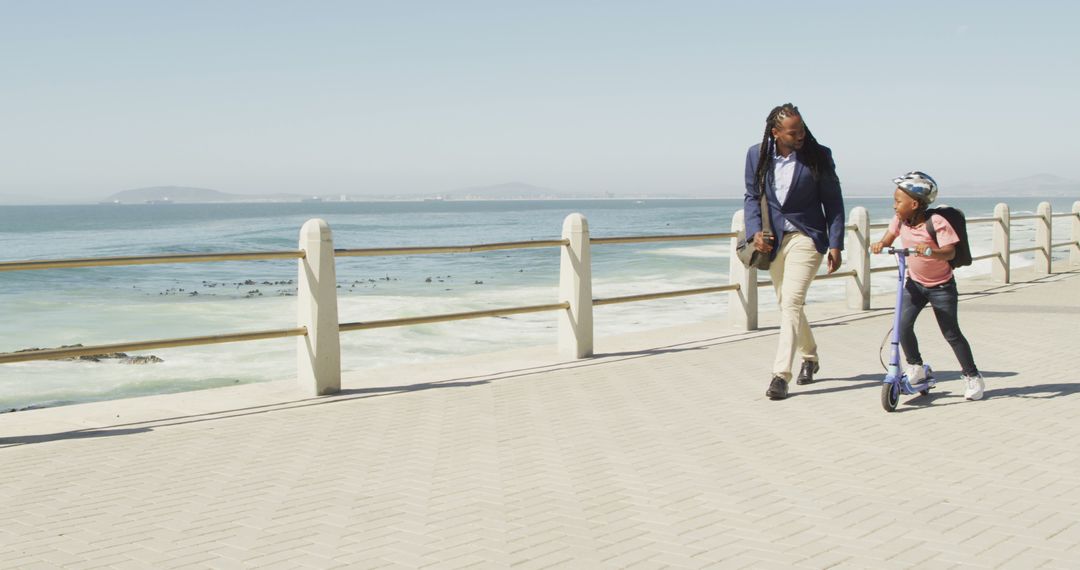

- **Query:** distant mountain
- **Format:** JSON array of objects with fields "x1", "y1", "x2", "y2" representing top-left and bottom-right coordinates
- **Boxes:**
[
  {"x1": 85, "y1": 175, "x2": 1080, "y2": 206},
  {"x1": 104, "y1": 186, "x2": 238, "y2": 203},
  {"x1": 102, "y1": 186, "x2": 313, "y2": 203}
]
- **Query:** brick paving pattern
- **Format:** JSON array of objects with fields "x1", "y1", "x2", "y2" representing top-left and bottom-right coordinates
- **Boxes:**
[{"x1": 2, "y1": 269, "x2": 1079, "y2": 568}]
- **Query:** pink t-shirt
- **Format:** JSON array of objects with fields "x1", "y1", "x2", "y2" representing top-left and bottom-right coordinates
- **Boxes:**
[{"x1": 888, "y1": 214, "x2": 960, "y2": 287}]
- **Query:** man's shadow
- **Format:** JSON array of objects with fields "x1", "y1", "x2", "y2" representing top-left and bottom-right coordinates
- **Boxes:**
[{"x1": 788, "y1": 372, "x2": 882, "y2": 397}]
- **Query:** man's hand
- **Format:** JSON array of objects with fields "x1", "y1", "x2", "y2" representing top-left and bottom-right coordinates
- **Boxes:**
[
  {"x1": 753, "y1": 231, "x2": 773, "y2": 254},
  {"x1": 826, "y1": 248, "x2": 842, "y2": 274}
]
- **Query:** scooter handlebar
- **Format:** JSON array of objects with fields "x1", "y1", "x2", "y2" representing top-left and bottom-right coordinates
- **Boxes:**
[{"x1": 883, "y1": 247, "x2": 913, "y2": 256}]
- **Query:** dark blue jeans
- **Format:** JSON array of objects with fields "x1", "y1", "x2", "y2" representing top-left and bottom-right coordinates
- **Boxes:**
[{"x1": 899, "y1": 277, "x2": 979, "y2": 377}]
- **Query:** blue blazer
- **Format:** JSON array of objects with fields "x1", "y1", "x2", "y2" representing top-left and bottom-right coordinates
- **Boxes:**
[{"x1": 743, "y1": 143, "x2": 845, "y2": 258}]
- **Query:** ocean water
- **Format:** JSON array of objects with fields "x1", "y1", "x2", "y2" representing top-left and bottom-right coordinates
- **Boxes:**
[{"x1": 1, "y1": 197, "x2": 1076, "y2": 411}]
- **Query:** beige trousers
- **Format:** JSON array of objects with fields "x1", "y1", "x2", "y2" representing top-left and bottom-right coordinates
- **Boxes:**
[{"x1": 768, "y1": 232, "x2": 824, "y2": 381}]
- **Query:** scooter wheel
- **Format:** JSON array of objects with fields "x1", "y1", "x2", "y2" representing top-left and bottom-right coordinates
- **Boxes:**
[
  {"x1": 919, "y1": 389, "x2": 930, "y2": 396},
  {"x1": 881, "y1": 382, "x2": 900, "y2": 412}
]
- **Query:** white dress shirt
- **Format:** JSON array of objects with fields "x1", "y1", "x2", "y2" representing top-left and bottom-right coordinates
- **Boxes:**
[{"x1": 772, "y1": 150, "x2": 799, "y2": 233}]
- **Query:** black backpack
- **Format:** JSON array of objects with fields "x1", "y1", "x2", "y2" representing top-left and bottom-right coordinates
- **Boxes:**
[{"x1": 924, "y1": 206, "x2": 971, "y2": 268}]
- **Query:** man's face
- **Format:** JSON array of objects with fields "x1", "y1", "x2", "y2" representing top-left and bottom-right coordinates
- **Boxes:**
[{"x1": 772, "y1": 114, "x2": 805, "y2": 152}]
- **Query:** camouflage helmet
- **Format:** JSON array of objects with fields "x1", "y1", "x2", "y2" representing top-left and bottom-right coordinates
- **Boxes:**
[{"x1": 893, "y1": 171, "x2": 938, "y2": 205}]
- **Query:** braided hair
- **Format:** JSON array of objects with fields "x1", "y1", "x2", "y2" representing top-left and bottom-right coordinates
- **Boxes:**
[{"x1": 752, "y1": 103, "x2": 836, "y2": 196}]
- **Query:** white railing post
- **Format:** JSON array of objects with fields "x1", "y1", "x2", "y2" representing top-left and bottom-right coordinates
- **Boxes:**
[
  {"x1": 559, "y1": 213, "x2": 593, "y2": 358},
  {"x1": 729, "y1": 210, "x2": 758, "y2": 330},
  {"x1": 846, "y1": 206, "x2": 870, "y2": 310},
  {"x1": 992, "y1": 203, "x2": 1010, "y2": 283},
  {"x1": 297, "y1": 218, "x2": 341, "y2": 395},
  {"x1": 1036, "y1": 202, "x2": 1052, "y2": 274},
  {"x1": 1071, "y1": 201, "x2": 1080, "y2": 268}
]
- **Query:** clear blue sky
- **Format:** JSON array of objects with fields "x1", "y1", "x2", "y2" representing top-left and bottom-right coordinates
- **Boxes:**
[{"x1": 2, "y1": 0, "x2": 1078, "y2": 202}]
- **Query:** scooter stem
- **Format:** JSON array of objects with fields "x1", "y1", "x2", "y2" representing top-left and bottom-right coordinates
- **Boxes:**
[{"x1": 889, "y1": 252, "x2": 907, "y2": 377}]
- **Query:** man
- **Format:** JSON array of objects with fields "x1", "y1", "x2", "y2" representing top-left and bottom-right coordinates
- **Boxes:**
[{"x1": 744, "y1": 103, "x2": 845, "y2": 400}]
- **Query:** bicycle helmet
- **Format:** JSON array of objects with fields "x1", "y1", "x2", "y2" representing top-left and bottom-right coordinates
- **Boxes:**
[{"x1": 893, "y1": 171, "x2": 938, "y2": 205}]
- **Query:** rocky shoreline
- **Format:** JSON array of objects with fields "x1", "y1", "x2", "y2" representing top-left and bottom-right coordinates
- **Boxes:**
[
  {"x1": 147, "y1": 272, "x2": 498, "y2": 298},
  {"x1": 14, "y1": 345, "x2": 164, "y2": 365}
]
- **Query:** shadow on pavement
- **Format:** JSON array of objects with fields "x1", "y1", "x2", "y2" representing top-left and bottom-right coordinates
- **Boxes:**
[
  {"x1": 984, "y1": 382, "x2": 1080, "y2": 400},
  {"x1": 880, "y1": 370, "x2": 1079, "y2": 412},
  {"x1": 0, "y1": 381, "x2": 494, "y2": 449},
  {"x1": 0, "y1": 427, "x2": 153, "y2": 447},
  {"x1": 788, "y1": 369, "x2": 1024, "y2": 401},
  {"x1": 787, "y1": 373, "x2": 882, "y2": 398}
]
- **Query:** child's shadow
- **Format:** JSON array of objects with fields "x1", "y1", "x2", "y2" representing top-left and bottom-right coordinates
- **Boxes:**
[
  {"x1": 899, "y1": 370, "x2": 1080, "y2": 410},
  {"x1": 984, "y1": 381, "x2": 1080, "y2": 400},
  {"x1": 793, "y1": 370, "x2": 1078, "y2": 406}
]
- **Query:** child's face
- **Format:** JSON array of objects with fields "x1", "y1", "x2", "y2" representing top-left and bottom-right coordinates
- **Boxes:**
[{"x1": 893, "y1": 188, "x2": 921, "y2": 220}]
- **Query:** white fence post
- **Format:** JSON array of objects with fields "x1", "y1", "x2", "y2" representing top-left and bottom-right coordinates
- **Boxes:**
[
  {"x1": 729, "y1": 210, "x2": 758, "y2": 330},
  {"x1": 559, "y1": 213, "x2": 593, "y2": 359},
  {"x1": 1036, "y1": 202, "x2": 1052, "y2": 274},
  {"x1": 297, "y1": 218, "x2": 341, "y2": 395},
  {"x1": 846, "y1": 206, "x2": 870, "y2": 310},
  {"x1": 1072, "y1": 201, "x2": 1080, "y2": 268},
  {"x1": 992, "y1": 203, "x2": 1010, "y2": 283}
]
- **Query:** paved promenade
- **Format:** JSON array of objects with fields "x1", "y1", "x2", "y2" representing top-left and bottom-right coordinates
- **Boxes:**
[{"x1": 2, "y1": 268, "x2": 1079, "y2": 569}]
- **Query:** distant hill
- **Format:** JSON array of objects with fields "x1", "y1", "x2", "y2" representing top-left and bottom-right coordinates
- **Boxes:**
[
  {"x1": 87, "y1": 175, "x2": 1080, "y2": 205},
  {"x1": 102, "y1": 186, "x2": 311, "y2": 203},
  {"x1": 104, "y1": 186, "x2": 238, "y2": 203}
]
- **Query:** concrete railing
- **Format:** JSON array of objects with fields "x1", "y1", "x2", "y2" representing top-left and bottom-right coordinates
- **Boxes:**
[
  {"x1": 299, "y1": 200, "x2": 1079, "y2": 394},
  {"x1": 2, "y1": 200, "x2": 1078, "y2": 398}
]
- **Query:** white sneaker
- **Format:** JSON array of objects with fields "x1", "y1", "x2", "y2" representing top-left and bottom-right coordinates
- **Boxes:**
[
  {"x1": 906, "y1": 364, "x2": 927, "y2": 383},
  {"x1": 963, "y1": 373, "x2": 985, "y2": 400}
]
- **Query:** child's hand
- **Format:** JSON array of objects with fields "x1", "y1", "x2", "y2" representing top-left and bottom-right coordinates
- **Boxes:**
[{"x1": 870, "y1": 241, "x2": 884, "y2": 254}]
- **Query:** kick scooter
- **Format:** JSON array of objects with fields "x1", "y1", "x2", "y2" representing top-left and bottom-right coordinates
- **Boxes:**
[{"x1": 881, "y1": 247, "x2": 935, "y2": 412}]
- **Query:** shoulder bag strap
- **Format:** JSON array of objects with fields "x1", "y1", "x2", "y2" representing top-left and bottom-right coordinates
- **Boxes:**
[
  {"x1": 759, "y1": 190, "x2": 772, "y2": 237},
  {"x1": 924, "y1": 212, "x2": 938, "y2": 246}
]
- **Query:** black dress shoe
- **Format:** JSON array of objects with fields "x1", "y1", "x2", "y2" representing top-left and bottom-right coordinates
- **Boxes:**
[
  {"x1": 796, "y1": 360, "x2": 820, "y2": 385},
  {"x1": 766, "y1": 376, "x2": 788, "y2": 400}
]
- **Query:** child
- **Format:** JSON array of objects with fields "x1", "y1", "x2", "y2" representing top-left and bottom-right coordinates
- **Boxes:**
[{"x1": 870, "y1": 171, "x2": 984, "y2": 400}]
